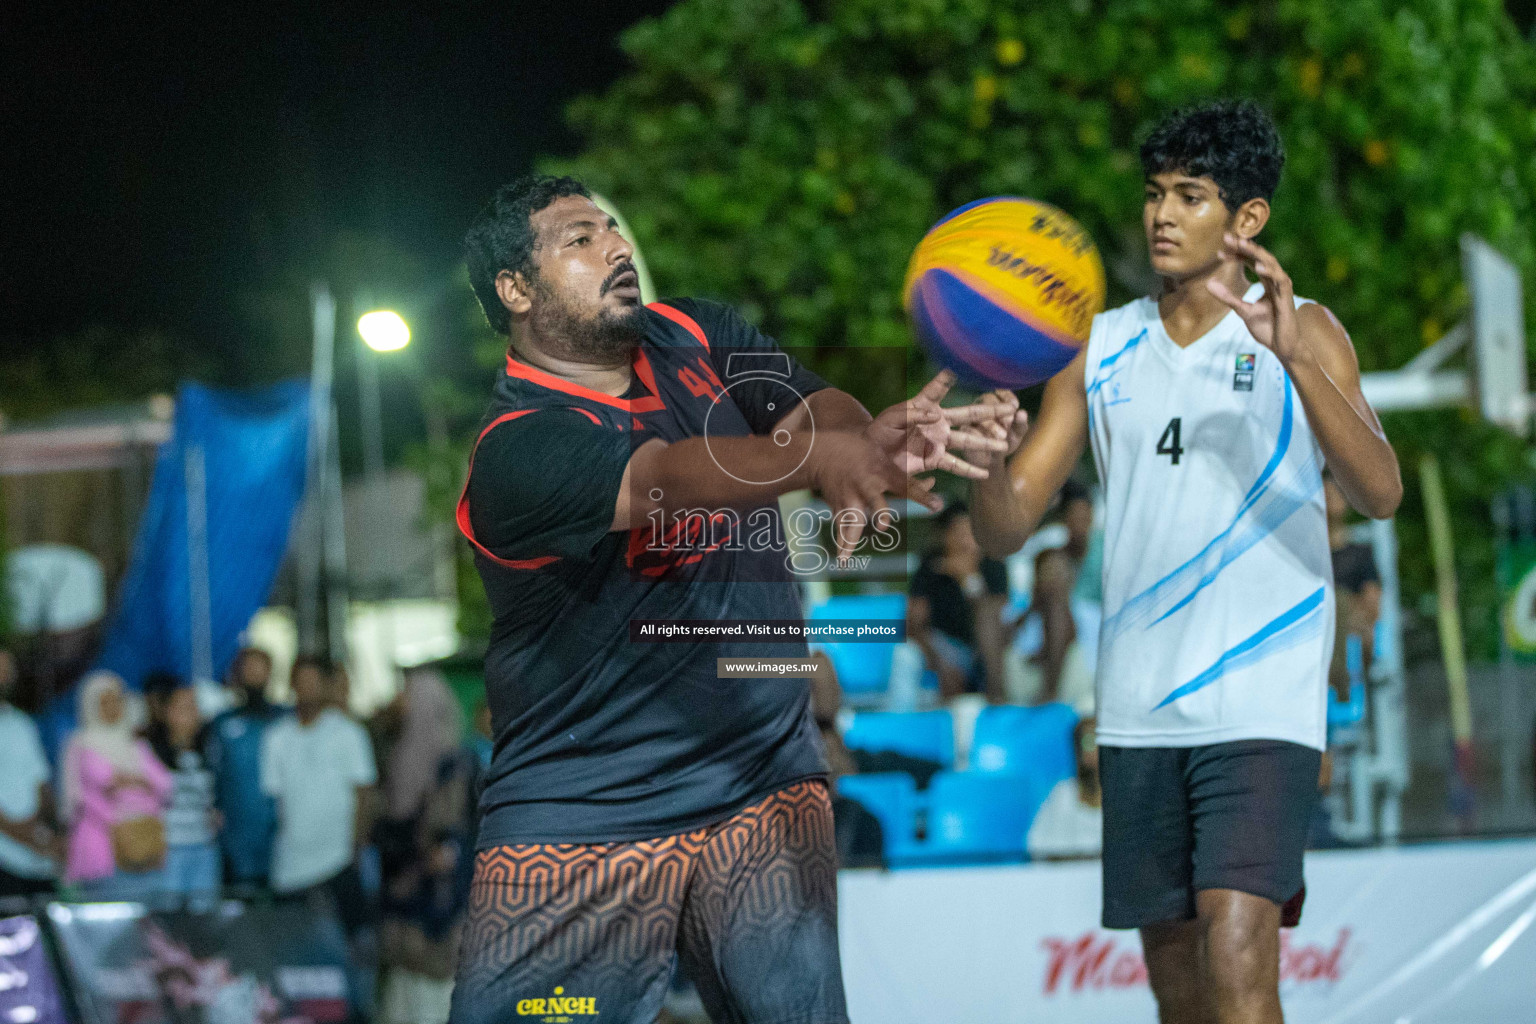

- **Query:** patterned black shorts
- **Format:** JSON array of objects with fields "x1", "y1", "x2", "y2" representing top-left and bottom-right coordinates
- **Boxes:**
[{"x1": 449, "y1": 779, "x2": 847, "y2": 1024}]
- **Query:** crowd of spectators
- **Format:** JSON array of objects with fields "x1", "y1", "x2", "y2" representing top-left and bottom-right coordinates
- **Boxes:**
[
  {"x1": 0, "y1": 645, "x2": 481, "y2": 1024},
  {"x1": 0, "y1": 471, "x2": 1395, "y2": 1021}
]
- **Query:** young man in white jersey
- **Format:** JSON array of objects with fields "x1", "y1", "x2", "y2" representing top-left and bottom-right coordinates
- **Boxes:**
[{"x1": 970, "y1": 101, "x2": 1402, "y2": 1024}]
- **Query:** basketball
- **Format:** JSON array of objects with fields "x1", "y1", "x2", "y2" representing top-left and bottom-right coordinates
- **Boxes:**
[{"x1": 903, "y1": 197, "x2": 1107, "y2": 390}]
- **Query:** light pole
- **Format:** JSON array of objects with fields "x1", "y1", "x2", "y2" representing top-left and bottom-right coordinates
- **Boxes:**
[
  {"x1": 356, "y1": 309, "x2": 410, "y2": 486},
  {"x1": 354, "y1": 309, "x2": 412, "y2": 701}
]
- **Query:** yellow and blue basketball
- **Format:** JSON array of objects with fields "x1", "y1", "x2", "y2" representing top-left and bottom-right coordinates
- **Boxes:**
[{"x1": 903, "y1": 197, "x2": 1106, "y2": 390}]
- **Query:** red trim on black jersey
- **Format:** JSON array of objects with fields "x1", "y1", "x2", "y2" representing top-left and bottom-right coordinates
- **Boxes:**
[
  {"x1": 648, "y1": 302, "x2": 710, "y2": 350},
  {"x1": 456, "y1": 410, "x2": 562, "y2": 571},
  {"x1": 504, "y1": 351, "x2": 666, "y2": 413}
]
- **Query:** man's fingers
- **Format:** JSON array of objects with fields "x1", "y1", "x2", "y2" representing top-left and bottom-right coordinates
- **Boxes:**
[
  {"x1": 906, "y1": 475, "x2": 944, "y2": 512},
  {"x1": 915, "y1": 369, "x2": 958, "y2": 405},
  {"x1": 832, "y1": 499, "x2": 868, "y2": 562},
  {"x1": 1206, "y1": 277, "x2": 1253, "y2": 314},
  {"x1": 946, "y1": 428, "x2": 1008, "y2": 453},
  {"x1": 1222, "y1": 232, "x2": 1260, "y2": 266},
  {"x1": 864, "y1": 489, "x2": 892, "y2": 525},
  {"x1": 1006, "y1": 409, "x2": 1030, "y2": 450},
  {"x1": 987, "y1": 388, "x2": 1020, "y2": 412},
  {"x1": 1223, "y1": 233, "x2": 1292, "y2": 297},
  {"x1": 943, "y1": 452, "x2": 990, "y2": 480},
  {"x1": 903, "y1": 401, "x2": 945, "y2": 424},
  {"x1": 940, "y1": 402, "x2": 1010, "y2": 426}
]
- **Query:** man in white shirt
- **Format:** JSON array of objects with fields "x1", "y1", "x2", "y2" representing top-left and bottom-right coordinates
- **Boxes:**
[
  {"x1": 261, "y1": 655, "x2": 377, "y2": 920},
  {"x1": 0, "y1": 648, "x2": 59, "y2": 898},
  {"x1": 971, "y1": 102, "x2": 1401, "y2": 1024}
]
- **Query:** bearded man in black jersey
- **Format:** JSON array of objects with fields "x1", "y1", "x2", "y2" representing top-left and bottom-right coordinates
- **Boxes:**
[{"x1": 449, "y1": 175, "x2": 1015, "y2": 1024}]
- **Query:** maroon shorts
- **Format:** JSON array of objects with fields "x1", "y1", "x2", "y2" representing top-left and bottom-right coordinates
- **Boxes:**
[{"x1": 449, "y1": 779, "x2": 847, "y2": 1024}]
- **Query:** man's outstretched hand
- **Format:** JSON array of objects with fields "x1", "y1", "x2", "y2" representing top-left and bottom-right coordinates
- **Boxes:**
[{"x1": 863, "y1": 369, "x2": 1010, "y2": 481}]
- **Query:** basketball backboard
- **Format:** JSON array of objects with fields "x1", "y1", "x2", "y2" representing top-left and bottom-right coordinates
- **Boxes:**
[{"x1": 1462, "y1": 233, "x2": 1530, "y2": 436}]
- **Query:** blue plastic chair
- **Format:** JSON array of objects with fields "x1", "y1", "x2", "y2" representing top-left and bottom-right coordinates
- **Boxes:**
[
  {"x1": 844, "y1": 710, "x2": 955, "y2": 768},
  {"x1": 1327, "y1": 635, "x2": 1368, "y2": 727},
  {"x1": 808, "y1": 593, "x2": 907, "y2": 703},
  {"x1": 888, "y1": 771, "x2": 1044, "y2": 866},
  {"x1": 969, "y1": 703, "x2": 1079, "y2": 784},
  {"x1": 835, "y1": 772, "x2": 919, "y2": 856}
]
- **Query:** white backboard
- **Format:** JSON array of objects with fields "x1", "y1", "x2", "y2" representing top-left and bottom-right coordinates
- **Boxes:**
[{"x1": 1462, "y1": 234, "x2": 1529, "y2": 435}]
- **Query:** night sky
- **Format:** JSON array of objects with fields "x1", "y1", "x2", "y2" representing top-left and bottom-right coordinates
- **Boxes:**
[
  {"x1": 6, "y1": 2, "x2": 1532, "y2": 385},
  {"x1": 1, "y1": 0, "x2": 677, "y2": 374}
]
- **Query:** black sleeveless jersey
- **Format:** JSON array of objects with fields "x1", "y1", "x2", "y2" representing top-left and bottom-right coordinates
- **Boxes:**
[{"x1": 457, "y1": 298, "x2": 831, "y2": 845}]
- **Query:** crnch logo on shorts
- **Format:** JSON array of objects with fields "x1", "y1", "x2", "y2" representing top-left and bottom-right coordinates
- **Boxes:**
[{"x1": 516, "y1": 986, "x2": 599, "y2": 1020}]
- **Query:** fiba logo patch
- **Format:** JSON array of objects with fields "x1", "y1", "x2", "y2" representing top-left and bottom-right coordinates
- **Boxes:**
[
  {"x1": 516, "y1": 986, "x2": 599, "y2": 1021},
  {"x1": 1234, "y1": 353, "x2": 1255, "y2": 392}
]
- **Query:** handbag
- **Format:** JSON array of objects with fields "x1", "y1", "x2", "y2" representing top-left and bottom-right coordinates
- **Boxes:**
[{"x1": 111, "y1": 816, "x2": 167, "y2": 872}]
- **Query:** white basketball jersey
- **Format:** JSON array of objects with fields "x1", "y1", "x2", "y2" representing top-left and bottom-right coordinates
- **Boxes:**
[{"x1": 1084, "y1": 283, "x2": 1333, "y2": 751}]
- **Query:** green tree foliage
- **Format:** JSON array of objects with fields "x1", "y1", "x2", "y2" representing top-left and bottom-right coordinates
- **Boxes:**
[
  {"x1": 0, "y1": 326, "x2": 188, "y2": 424},
  {"x1": 556, "y1": 0, "x2": 1536, "y2": 655}
]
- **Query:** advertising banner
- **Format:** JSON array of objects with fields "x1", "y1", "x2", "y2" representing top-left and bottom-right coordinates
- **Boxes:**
[
  {"x1": 46, "y1": 901, "x2": 350, "y2": 1024},
  {"x1": 0, "y1": 915, "x2": 68, "y2": 1024},
  {"x1": 840, "y1": 839, "x2": 1536, "y2": 1023}
]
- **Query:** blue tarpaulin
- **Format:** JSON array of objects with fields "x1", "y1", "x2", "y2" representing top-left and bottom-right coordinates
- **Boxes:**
[{"x1": 96, "y1": 380, "x2": 311, "y2": 688}]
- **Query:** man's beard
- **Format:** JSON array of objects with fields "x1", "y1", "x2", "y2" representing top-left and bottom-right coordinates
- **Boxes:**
[{"x1": 530, "y1": 278, "x2": 647, "y2": 363}]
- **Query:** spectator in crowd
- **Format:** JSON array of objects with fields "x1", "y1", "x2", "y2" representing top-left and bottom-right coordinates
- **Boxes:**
[
  {"x1": 0, "y1": 647, "x2": 59, "y2": 898},
  {"x1": 810, "y1": 653, "x2": 884, "y2": 867},
  {"x1": 1002, "y1": 480, "x2": 1099, "y2": 711},
  {"x1": 144, "y1": 671, "x2": 221, "y2": 910},
  {"x1": 366, "y1": 678, "x2": 407, "y2": 783},
  {"x1": 813, "y1": 652, "x2": 943, "y2": 787},
  {"x1": 262, "y1": 655, "x2": 378, "y2": 903},
  {"x1": 62, "y1": 671, "x2": 172, "y2": 900},
  {"x1": 334, "y1": 659, "x2": 387, "y2": 911},
  {"x1": 1026, "y1": 717, "x2": 1103, "y2": 861},
  {"x1": 1003, "y1": 548, "x2": 1081, "y2": 708},
  {"x1": 908, "y1": 502, "x2": 1010, "y2": 701},
  {"x1": 810, "y1": 652, "x2": 943, "y2": 867},
  {"x1": 1058, "y1": 478, "x2": 1103, "y2": 606},
  {"x1": 1327, "y1": 474, "x2": 1382, "y2": 699},
  {"x1": 376, "y1": 668, "x2": 478, "y2": 1024},
  {"x1": 205, "y1": 647, "x2": 283, "y2": 889},
  {"x1": 263, "y1": 653, "x2": 378, "y2": 1020},
  {"x1": 331, "y1": 660, "x2": 354, "y2": 713}
]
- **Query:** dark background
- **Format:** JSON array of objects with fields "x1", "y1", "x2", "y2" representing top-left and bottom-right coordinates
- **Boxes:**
[
  {"x1": 3, "y1": 1, "x2": 1533, "y2": 389},
  {"x1": 0, "y1": 0, "x2": 676, "y2": 382}
]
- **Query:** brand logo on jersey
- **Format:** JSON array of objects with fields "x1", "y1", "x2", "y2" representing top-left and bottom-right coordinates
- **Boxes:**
[
  {"x1": 516, "y1": 986, "x2": 598, "y2": 1019},
  {"x1": 1234, "y1": 353, "x2": 1255, "y2": 391}
]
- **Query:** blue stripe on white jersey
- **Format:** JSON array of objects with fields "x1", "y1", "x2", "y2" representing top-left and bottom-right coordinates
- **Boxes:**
[{"x1": 1084, "y1": 284, "x2": 1333, "y2": 750}]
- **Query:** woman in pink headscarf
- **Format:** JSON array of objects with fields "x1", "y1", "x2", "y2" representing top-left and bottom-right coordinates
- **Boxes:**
[
  {"x1": 377, "y1": 668, "x2": 477, "y2": 1024},
  {"x1": 62, "y1": 671, "x2": 172, "y2": 900}
]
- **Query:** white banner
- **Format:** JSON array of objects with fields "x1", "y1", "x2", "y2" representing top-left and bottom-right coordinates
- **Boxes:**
[{"x1": 839, "y1": 839, "x2": 1536, "y2": 1023}]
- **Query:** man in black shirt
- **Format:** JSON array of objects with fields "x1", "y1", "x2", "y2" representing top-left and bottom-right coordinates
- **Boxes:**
[
  {"x1": 908, "y1": 502, "x2": 1011, "y2": 699},
  {"x1": 450, "y1": 175, "x2": 1015, "y2": 1024}
]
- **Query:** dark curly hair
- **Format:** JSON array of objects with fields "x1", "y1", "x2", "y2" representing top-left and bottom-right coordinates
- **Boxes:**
[
  {"x1": 1140, "y1": 100, "x2": 1285, "y2": 209},
  {"x1": 465, "y1": 174, "x2": 593, "y2": 335}
]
